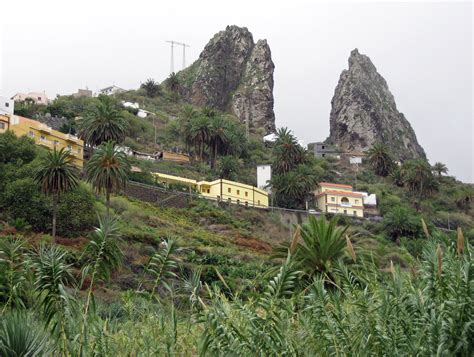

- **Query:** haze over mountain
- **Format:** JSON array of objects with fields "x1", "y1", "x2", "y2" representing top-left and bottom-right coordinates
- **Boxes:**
[{"x1": 0, "y1": 1, "x2": 472, "y2": 181}]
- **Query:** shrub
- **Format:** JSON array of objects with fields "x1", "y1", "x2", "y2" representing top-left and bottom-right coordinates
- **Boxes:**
[
  {"x1": 382, "y1": 205, "x2": 421, "y2": 241},
  {"x1": 0, "y1": 131, "x2": 37, "y2": 164},
  {"x1": 1, "y1": 178, "x2": 51, "y2": 232},
  {"x1": 56, "y1": 185, "x2": 97, "y2": 237}
]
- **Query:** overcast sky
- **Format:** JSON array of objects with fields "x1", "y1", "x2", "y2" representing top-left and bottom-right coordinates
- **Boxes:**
[{"x1": 1, "y1": 1, "x2": 472, "y2": 182}]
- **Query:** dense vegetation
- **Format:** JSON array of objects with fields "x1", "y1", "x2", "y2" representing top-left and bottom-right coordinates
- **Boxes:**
[{"x1": 3, "y1": 85, "x2": 473, "y2": 355}]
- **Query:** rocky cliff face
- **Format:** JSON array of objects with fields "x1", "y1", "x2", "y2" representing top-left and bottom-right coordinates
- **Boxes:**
[
  {"x1": 178, "y1": 26, "x2": 276, "y2": 133},
  {"x1": 328, "y1": 49, "x2": 425, "y2": 160}
]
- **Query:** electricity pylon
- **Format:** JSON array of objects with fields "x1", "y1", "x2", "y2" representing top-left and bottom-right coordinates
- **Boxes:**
[{"x1": 166, "y1": 41, "x2": 190, "y2": 73}]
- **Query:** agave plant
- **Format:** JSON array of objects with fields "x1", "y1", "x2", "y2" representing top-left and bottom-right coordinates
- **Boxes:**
[{"x1": 0, "y1": 312, "x2": 52, "y2": 356}]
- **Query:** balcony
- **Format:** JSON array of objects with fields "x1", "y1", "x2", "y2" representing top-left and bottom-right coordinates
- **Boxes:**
[
  {"x1": 65, "y1": 133, "x2": 80, "y2": 142},
  {"x1": 339, "y1": 202, "x2": 352, "y2": 208},
  {"x1": 37, "y1": 123, "x2": 52, "y2": 133}
]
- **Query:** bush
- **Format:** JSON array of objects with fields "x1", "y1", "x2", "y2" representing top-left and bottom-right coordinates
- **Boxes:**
[
  {"x1": 56, "y1": 185, "x2": 97, "y2": 237},
  {"x1": 0, "y1": 131, "x2": 37, "y2": 165},
  {"x1": 382, "y1": 205, "x2": 421, "y2": 241},
  {"x1": 1, "y1": 178, "x2": 51, "y2": 232}
]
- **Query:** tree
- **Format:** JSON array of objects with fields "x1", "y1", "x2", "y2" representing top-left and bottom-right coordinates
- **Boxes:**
[
  {"x1": 382, "y1": 205, "x2": 421, "y2": 243},
  {"x1": 190, "y1": 115, "x2": 211, "y2": 162},
  {"x1": 402, "y1": 160, "x2": 438, "y2": 200},
  {"x1": 78, "y1": 95, "x2": 127, "y2": 147},
  {"x1": 0, "y1": 131, "x2": 36, "y2": 164},
  {"x1": 85, "y1": 141, "x2": 130, "y2": 213},
  {"x1": 367, "y1": 143, "x2": 395, "y2": 177},
  {"x1": 272, "y1": 128, "x2": 306, "y2": 175},
  {"x1": 34, "y1": 148, "x2": 79, "y2": 240},
  {"x1": 218, "y1": 156, "x2": 239, "y2": 180},
  {"x1": 432, "y1": 162, "x2": 448, "y2": 177},
  {"x1": 141, "y1": 78, "x2": 162, "y2": 98},
  {"x1": 165, "y1": 73, "x2": 180, "y2": 92},
  {"x1": 208, "y1": 116, "x2": 229, "y2": 168},
  {"x1": 274, "y1": 215, "x2": 348, "y2": 277}
]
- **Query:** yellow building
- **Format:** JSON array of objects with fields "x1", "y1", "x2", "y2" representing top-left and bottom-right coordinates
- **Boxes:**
[
  {"x1": 0, "y1": 114, "x2": 84, "y2": 168},
  {"x1": 153, "y1": 172, "x2": 269, "y2": 208},
  {"x1": 315, "y1": 182, "x2": 364, "y2": 218}
]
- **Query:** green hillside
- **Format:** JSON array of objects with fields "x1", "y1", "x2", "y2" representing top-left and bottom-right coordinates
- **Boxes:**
[{"x1": 1, "y1": 86, "x2": 473, "y2": 355}]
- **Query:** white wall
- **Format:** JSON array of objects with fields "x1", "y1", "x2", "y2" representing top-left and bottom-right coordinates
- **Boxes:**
[
  {"x1": 0, "y1": 96, "x2": 14, "y2": 115},
  {"x1": 257, "y1": 165, "x2": 272, "y2": 191}
]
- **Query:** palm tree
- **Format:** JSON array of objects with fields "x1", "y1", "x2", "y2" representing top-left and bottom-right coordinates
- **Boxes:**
[
  {"x1": 273, "y1": 215, "x2": 348, "y2": 277},
  {"x1": 402, "y1": 159, "x2": 438, "y2": 200},
  {"x1": 78, "y1": 95, "x2": 127, "y2": 147},
  {"x1": 141, "y1": 78, "x2": 162, "y2": 98},
  {"x1": 367, "y1": 143, "x2": 395, "y2": 176},
  {"x1": 270, "y1": 164, "x2": 319, "y2": 209},
  {"x1": 432, "y1": 162, "x2": 448, "y2": 177},
  {"x1": 34, "y1": 148, "x2": 79, "y2": 240},
  {"x1": 190, "y1": 115, "x2": 211, "y2": 162},
  {"x1": 85, "y1": 141, "x2": 130, "y2": 213},
  {"x1": 272, "y1": 128, "x2": 306, "y2": 175},
  {"x1": 79, "y1": 214, "x2": 123, "y2": 356},
  {"x1": 218, "y1": 156, "x2": 239, "y2": 180},
  {"x1": 165, "y1": 73, "x2": 180, "y2": 92},
  {"x1": 208, "y1": 116, "x2": 229, "y2": 168}
]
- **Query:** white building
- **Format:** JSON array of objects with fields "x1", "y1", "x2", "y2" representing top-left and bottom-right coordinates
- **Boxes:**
[
  {"x1": 0, "y1": 96, "x2": 14, "y2": 116},
  {"x1": 12, "y1": 92, "x2": 50, "y2": 105},
  {"x1": 99, "y1": 85, "x2": 126, "y2": 96},
  {"x1": 257, "y1": 164, "x2": 272, "y2": 192}
]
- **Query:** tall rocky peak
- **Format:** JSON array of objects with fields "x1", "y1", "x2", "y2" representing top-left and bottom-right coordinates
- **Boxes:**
[
  {"x1": 329, "y1": 49, "x2": 426, "y2": 160},
  {"x1": 178, "y1": 25, "x2": 276, "y2": 133}
]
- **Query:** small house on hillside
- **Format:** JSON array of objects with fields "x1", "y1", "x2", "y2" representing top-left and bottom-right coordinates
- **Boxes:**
[
  {"x1": 99, "y1": 85, "x2": 125, "y2": 96},
  {"x1": 308, "y1": 142, "x2": 340, "y2": 159},
  {"x1": 12, "y1": 92, "x2": 50, "y2": 105},
  {"x1": 315, "y1": 182, "x2": 365, "y2": 217}
]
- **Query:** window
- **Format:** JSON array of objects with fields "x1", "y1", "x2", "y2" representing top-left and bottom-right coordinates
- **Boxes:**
[
  {"x1": 67, "y1": 145, "x2": 72, "y2": 151},
  {"x1": 28, "y1": 131, "x2": 34, "y2": 137},
  {"x1": 5, "y1": 102, "x2": 9, "y2": 107},
  {"x1": 245, "y1": 201, "x2": 248, "y2": 207},
  {"x1": 355, "y1": 199, "x2": 359, "y2": 204},
  {"x1": 37, "y1": 97, "x2": 41, "y2": 101},
  {"x1": 207, "y1": 189, "x2": 210, "y2": 193},
  {"x1": 341, "y1": 197, "x2": 349, "y2": 204},
  {"x1": 322, "y1": 153, "x2": 326, "y2": 157},
  {"x1": 228, "y1": 188, "x2": 231, "y2": 193},
  {"x1": 40, "y1": 135, "x2": 46, "y2": 141},
  {"x1": 237, "y1": 190, "x2": 240, "y2": 195},
  {"x1": 331, "y1": 197, "x2": 335, "y2": 202},
  {"x1": 0, "y1": 122, "x2": 4, "y2": 129},
  {"x1": 257, "y1": 200, "x2": 261, "y2": 206},
  {"x1": 245, "y1": 192, "x2": 248, "y2": 197},
  {"x1": 322, "y1": 145, "x2": 325, "y2": 149},
  {"x1": 53, "y1": 140, "x2": 59, "y2": 146},
  {"x1": 77, "y1": 148, "x2": 82, "y2": 154},
  {"x1": 344, "y1": 210, "x2": 347, "y2": 214},
  {"x1": 227, "y1": 198, "x2": 231, "y2": 203},
  {"x1": 237, "y1": 200, "x2": 240, "y2": 205},
  {"x1": 353, "y1": 211, "x2": 357, "y2": 216}
]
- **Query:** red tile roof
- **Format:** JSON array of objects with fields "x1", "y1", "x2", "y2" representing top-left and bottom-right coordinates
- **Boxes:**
[
  {"x1": 317, "y1": 190, "x2": 364, "y2": 198},
  {"x1": 319, "y1": 182, "x2": 353, "y2": 189}
]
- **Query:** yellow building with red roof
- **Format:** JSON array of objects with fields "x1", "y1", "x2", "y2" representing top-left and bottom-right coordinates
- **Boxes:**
[
  {"x1": 315, "y1": 182, "x2": 364, "y2": 218},
  {"x1": 0, "y1": 114, "x2": 84, "y2": 168}
]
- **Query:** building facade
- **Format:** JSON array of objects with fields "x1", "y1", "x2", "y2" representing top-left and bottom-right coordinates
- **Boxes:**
[
  {"x1": 12, "y1": 92, "x2": 50, "y2": 105},
  {"x1": 153, "y1": 172, "x2": 269, "y2": 208},
  {"x1": 308, "y1": 142, "x2": 340, "y2": 159},
  {"x1": 0, "y1": 114, "x2": 84, "y2": 168},
  {"x1": 315, "y1": 182, "x2": 364, "y2": 217},
  {"x1": 257, "y1": 164, "x2": 271, "y2": 191},
  {"x1": 0, "y1": 96, "x2": 14, "y2": 116}
]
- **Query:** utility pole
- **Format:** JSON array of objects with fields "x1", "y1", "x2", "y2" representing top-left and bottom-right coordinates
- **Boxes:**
[{"x1": 166, "y1": 41, "x2": 190, "y2": 73}]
